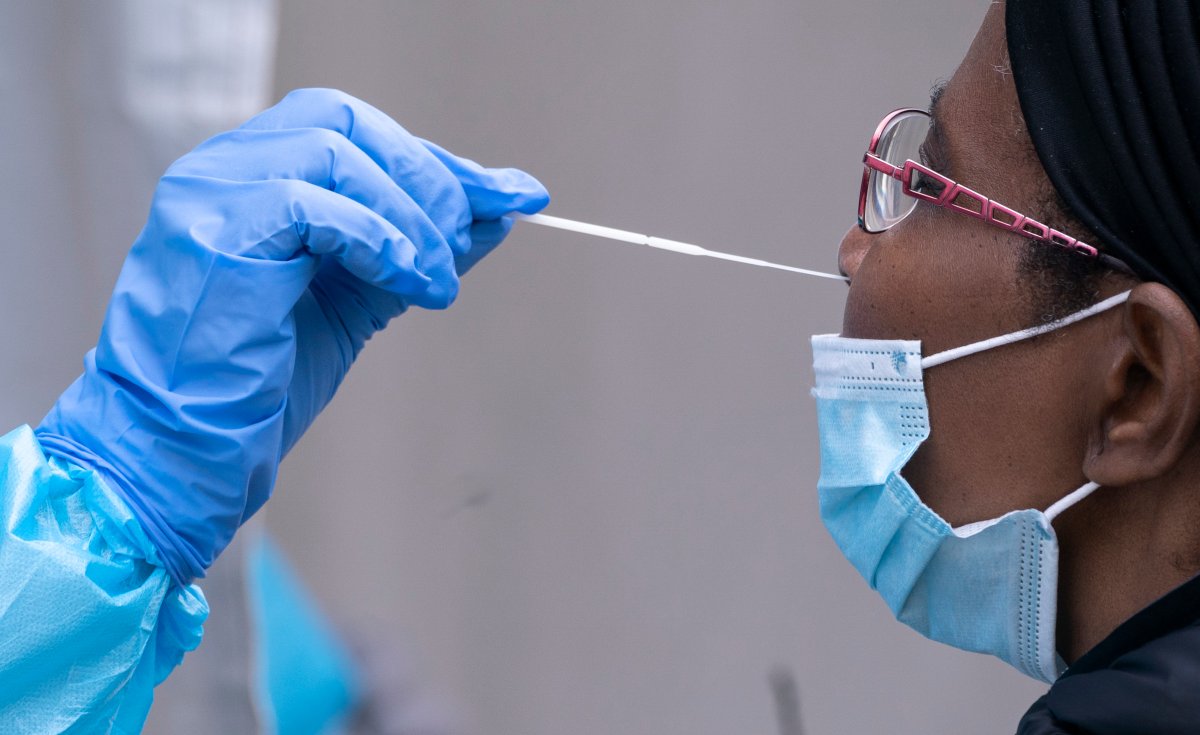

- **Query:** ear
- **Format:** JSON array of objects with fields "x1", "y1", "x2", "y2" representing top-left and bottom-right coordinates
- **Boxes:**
[{"x1": 1086, "y1": 283, "x2": 1200, "y2": 485}]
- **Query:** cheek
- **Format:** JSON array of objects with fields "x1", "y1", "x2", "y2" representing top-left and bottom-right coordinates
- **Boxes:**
[
  {"x1": 840, "y1": 212, "x2": 1028, "y2": 349},
  {"x1": 902, "y1": 345, "x2": 1092, "y2": 526},
  {"x1": 841, "y1": 214, "x2": 1092, "y2": 523},
  {"x1": 841, "y1": 219, "x2": 1004, "y2": 345},
  {"x1": 841, "y1": 232, "x2": 934, "y2": 341}
]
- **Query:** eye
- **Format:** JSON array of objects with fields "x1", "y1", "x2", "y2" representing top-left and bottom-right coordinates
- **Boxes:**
[
  {"x1": 918, "y1": 142, "x2": 933, "y2": 167},
  {"x1": 910, "y1": 165, "x2": 947, "y2": 198}
]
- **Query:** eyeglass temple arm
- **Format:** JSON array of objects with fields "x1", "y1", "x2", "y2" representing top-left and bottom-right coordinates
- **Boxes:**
[
  {"x1": 863, "y1": 153, "x2": 903, "y2": 179},
  {"x1": 861, "y1": 151, "x2": 1137, "y2": 278}
]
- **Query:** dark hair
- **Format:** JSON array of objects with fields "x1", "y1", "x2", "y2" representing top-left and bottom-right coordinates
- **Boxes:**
[
  {"x1": 1016, "y1": 183, "x2": 1109, "y2": 326},
  {"x1": 1013, "y1": 108, "x2": 1110, "y2": 326}
]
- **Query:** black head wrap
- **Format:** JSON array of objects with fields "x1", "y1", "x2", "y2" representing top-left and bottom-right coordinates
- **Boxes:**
[{"x1": 1006, "y1": 0, "x2": 1200, "y2": 316}]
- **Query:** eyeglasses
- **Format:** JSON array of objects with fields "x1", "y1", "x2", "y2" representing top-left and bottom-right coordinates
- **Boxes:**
[{"x1": 859, "y1": 108, "x2": 1134, "y2": 275}]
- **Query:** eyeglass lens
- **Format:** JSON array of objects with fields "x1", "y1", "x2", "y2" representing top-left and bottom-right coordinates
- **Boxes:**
[{"x1": 862, "y1": 111, "x2": 929, "y2": 233}]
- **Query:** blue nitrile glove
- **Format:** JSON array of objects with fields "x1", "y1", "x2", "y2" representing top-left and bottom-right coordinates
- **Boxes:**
[{"x1": 37, "y1": 88, "x2": 549, "y2": 586}]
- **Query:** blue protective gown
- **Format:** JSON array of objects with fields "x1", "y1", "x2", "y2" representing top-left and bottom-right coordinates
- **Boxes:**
[{"x1": 0, "y1": 425, "x2": 206, "y2": 733}]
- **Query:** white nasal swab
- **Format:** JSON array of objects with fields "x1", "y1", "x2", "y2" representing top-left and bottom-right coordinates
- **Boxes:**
[{"x1": 514, "y1": 213, "x2": 848, "y2": 282}]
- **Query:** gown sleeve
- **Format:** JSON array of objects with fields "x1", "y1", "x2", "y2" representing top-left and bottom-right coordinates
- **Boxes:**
[{"x1": 0, "y1": 425, "x2": 207, "y2": 734}]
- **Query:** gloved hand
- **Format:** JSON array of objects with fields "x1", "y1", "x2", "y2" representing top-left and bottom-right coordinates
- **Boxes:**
[{"x1": 36, "y1": 88, "x2": 549, "y2": 586}]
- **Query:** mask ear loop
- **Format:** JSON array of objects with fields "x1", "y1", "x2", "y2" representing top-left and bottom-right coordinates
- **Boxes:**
[
  {"x1": 1044, "y1": 481, "x2": 1101, "y2": 522},
  {"x1": 921, "y1": 291, "x2": 1131, "y2": 369},
  {"x1": 920, "y1": 293, "x2": 1129, "y2": 523}
]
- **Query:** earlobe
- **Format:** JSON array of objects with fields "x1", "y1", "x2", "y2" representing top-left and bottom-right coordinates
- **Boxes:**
[{"x1": 1087, "y1": 283, "x2": 1200, "y2": 485}]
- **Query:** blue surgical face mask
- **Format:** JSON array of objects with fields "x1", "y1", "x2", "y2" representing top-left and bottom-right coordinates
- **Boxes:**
[{"x1": 810, "y1": 290, "x2": 1131, "y2": 683}]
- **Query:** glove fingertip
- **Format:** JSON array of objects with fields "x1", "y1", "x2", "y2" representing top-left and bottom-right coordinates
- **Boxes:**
[
  {"x1": 513, "y1": 186, "x2": 550, "y2": 215},
  {"x1": 413, "y1": 274, "x2": 459, "y2": 310},
  {"x1": 467, "y1": 169, "x2": 548, "y2": 220},
  {"x1": 501, "y1": 168, "x2": 550, "y2": 214}
]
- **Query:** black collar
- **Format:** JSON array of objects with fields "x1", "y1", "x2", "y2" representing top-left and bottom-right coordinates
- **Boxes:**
[{"x1": 1063, "y1": 573, "x2": 1200, "y2": 678}]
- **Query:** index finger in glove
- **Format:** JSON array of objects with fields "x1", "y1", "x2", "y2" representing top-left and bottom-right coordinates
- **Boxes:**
[
  {"x1": 240, "y1": 88, "x2": 473, "y2": 256},
  {"x1": 153, "y1": 174, "x2": 462, "y2": 308},
  {"x1": 419, "y1": 139, "x2": 550, "y2": 220},
  {"x1": 167, "y1": 127, "x2": 455, "y2": 270}
]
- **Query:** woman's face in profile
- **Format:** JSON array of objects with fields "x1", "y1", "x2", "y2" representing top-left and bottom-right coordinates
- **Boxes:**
[{"x1": 836, "y1": 3, "x2": 1107, "y2": 529}]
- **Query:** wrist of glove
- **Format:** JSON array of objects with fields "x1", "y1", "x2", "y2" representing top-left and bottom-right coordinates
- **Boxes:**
[{"x1": 37, "y1": 88, "x2": 549, "y2": 585}]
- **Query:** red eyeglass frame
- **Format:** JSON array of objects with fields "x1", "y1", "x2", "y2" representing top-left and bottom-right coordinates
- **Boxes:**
[{"x1": 858, "y1": 108, "x2": 1133, "y2": 274}]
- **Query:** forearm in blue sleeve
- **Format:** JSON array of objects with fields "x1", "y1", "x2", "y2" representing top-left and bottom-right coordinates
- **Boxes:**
[{"x1": 0, "y1": 425, "x2": 207, "y2": 734}]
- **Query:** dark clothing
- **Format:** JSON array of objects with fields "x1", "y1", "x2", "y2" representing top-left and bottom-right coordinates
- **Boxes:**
[{"x1": 1016, "y1": 574, "x2": 1200, "y2": 734}]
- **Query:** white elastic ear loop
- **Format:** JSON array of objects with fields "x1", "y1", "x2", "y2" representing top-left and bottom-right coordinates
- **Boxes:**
[
  {"x1": 921, "y1": 291, "x2": 1132, "y2": 369},
  {"x1": 1044, "y1": 481, "x2": 1101, "y2": 522}
]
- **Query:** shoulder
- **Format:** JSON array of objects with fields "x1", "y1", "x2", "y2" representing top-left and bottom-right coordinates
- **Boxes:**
[{"x1": 1017, "y1": 617, "x2": 1200, "y2": 734}]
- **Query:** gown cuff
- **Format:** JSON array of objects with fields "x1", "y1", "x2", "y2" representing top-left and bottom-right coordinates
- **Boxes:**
[{"x1": 0, "y1": 425, "x2": 208, "y2": 732}]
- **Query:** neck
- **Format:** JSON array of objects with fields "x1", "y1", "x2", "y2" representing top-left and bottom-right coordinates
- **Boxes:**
[{"x1": 1055, "y1": 472, "x2": 1200, "y2": 663}]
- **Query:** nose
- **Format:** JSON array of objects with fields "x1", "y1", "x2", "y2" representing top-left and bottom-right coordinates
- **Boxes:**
[{"x1": 838, "y1": 224, "x2": 872, "y2": 282}]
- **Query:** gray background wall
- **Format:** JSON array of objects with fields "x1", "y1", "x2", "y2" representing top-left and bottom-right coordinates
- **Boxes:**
[{"x1": 1, "y1": 1, "x2": 1048, "y2": 733}]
